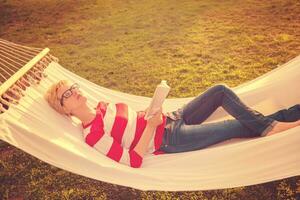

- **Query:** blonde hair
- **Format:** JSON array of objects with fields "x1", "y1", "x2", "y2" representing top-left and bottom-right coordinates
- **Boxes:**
[{"x1": 44, "y1": 80, "x2": 72, "y2": 117}]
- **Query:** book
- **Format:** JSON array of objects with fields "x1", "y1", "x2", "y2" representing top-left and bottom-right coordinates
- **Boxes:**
[{"x1": 144, "y1": 80, "x2": 171, "y2": 120}]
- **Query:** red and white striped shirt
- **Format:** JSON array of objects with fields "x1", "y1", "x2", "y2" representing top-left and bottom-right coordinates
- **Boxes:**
[{"x1": 81, "y1": 101, "x2": 167, "y2": 168}]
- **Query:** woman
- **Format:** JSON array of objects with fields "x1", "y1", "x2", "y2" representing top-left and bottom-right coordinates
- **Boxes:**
[{"x1": 44, "y1": 80, "x2": 300, "y2": 168}]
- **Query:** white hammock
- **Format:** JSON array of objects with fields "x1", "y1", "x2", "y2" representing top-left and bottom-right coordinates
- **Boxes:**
[{"x1": 1, "y1": 55, "x2": 300, "y2": 191}]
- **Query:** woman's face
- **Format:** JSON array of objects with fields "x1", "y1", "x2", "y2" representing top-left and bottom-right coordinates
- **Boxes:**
[{"x1": 57, "y1": 83, "x2": 87, "y2": 115}]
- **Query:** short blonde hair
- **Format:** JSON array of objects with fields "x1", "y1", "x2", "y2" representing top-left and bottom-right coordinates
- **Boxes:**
[{"x1": 44, "y1": 80, "x2": 72, "y2": 117}]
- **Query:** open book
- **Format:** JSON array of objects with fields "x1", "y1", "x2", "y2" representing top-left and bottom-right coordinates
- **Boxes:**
[{"x1": 144, "y1": 80, "x2": 171, "y2": 120}]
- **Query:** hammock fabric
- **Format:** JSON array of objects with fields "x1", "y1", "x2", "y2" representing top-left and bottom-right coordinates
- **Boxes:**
[{"x1": 1, "y1": 52, "x2": 300, "y2": 191}]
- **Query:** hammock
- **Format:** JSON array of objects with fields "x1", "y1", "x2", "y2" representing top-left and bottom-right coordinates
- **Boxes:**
[{"x1": 0, "y1": 39, "x2": 299, "y2": 191}]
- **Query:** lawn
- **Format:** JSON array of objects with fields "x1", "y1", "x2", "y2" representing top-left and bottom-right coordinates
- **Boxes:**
[{"x1": 0, "y1": 0, "x2": 300, "y2": 199}]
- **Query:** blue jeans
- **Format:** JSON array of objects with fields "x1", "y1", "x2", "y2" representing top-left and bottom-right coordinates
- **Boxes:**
[{"x1": 159, "y1": 84, "x2": 300, "y2": 153}]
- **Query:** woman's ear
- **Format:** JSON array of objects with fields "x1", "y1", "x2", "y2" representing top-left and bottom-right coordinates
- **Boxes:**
[
  {"x1": 63, "y1": 106, "x2": 72, "y2": 116},
  {"x1": 63, "y1": 108, "x2": 72, "y2": 117},
  {"x1": 69, "y1": 111, "x2": 73, "y2": 116}
]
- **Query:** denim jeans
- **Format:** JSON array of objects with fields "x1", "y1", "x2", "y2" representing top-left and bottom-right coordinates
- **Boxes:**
[{"x1": 159, "y1": 84, "x2": 300, "y2": 153}]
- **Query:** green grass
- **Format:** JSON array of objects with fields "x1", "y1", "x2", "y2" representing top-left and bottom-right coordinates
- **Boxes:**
[{"x1": 1, "y1": 0, "x2": 300, "y2": 199}]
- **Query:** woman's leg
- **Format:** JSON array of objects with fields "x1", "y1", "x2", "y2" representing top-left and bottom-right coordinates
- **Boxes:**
[
  {"x1": 180, "y1": 84, "x2": 276, "y2": 135},
  {"x1": 160, "y1": 104, "x2": 300, "y2": 153},
  {"x1": 173, "y1": 104, "x2": 300, "y2": 122},
  {"x1": 265, "y1": 104, "x2": 300, "y2": 122},
  {"x1": 160, "y1": 118, "x2": 259, "y2": 153}
]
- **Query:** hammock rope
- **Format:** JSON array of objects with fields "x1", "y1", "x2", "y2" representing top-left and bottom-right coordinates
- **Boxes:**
[{"x1": 0, "y1": 39, "x2": 58, "y2": 113}]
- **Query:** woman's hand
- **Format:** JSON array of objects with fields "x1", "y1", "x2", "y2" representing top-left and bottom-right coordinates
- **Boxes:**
[{"x1": 146, "y1": 107, "x2": 163, "y2": 127}]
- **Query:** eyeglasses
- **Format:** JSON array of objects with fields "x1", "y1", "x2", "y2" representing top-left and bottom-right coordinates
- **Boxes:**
[{"x1": 59, "y1": 83, "x2": 80, "y2": 106}]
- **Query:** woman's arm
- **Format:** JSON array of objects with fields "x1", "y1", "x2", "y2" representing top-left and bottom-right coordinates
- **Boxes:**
[
  {"x1": 134, "y1": 107, "x2": 163, "y2": 157},
  {"x1": 133, "y1": 123, "x2": 156, "y2": 157}
]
